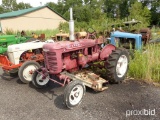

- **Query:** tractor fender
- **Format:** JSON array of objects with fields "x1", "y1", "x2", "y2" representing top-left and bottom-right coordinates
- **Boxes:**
[{"x1": 100, "y1": 44, "x2": 116, "y2": 60}]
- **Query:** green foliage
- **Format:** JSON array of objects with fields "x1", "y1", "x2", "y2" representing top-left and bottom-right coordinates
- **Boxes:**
[
  {"x1": 1, "y1": 0, "x2": 32, "y2": 13},
  {"x1": 148, "y1": 0, "x2": 160, "y2": 25},
  {"x1": 128, "y1": 1, "x2": 151, "y2": 27},
  {"x1": 129, "y1": 44, "x2": 160, "y2": 83},
  {"x1": 128, "y1": 51, "x2": 148, "y2": 79},
  {"x1": 25, "y1": 29, "x2": 59, "y2": 39},
  {"x1": 47, "y1": 0, "x2": 152, "y2": 33},
  {"x1": 3, "y1": 28, "x2": 60, "y2": 39},
  {"x1": 59, "y1": 22, "x2": 69, "y2": 32},
  {"x1": 5, "y1": 28, "x2": 16, "y2": 35},
  {"x1": 2, "y1": 0, "x2": 17, "y2": 12},
  {"x1": 15, "y1": 2, "x2": 32, "y2": 10},
  {"x1": 58, "y1": 18, "x2": 112, "y2": 33},
  {"x1": 48, "y1": 0, "x2": 105, "y2": 22},
  {"x1": 0, "y1": 5, "x2": 5, "y2": 13}
]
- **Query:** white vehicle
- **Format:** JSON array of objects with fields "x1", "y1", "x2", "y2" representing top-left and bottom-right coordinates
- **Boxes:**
[{"x1": 0, "y1": 40, "x2": 54, "y2": 83}]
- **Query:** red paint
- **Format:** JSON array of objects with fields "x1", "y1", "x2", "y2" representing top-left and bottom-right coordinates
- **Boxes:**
[
  {"x1": 63, "y1": 53, "x2": 78, "y2": 70},
  {"x1": 100, "y1": 44, "x2": 116, "y2": 60},
  {"x1": 0, "y1": 52, "x2": 44, "y2": 71},
  {"x1": 43, "y1": 39, "x2": 116, "y2": 75}
]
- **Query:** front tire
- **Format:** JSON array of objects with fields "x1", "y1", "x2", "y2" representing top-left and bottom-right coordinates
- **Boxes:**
[
  {"x1": 106, "y1": 49, "x2": 129, "y2": 83},
  {"x1": 9, "y1": 69, "x2": 18, "y2": 77},
  {"x1": 64, "y1": 80, "x2": 86, "y2": 109},
  {"x1": 18, "y1": 61, "x2": 40, "y2": 83},
  {"x1": 32, "y1": 68, "x2": 50, "y2": 88}
]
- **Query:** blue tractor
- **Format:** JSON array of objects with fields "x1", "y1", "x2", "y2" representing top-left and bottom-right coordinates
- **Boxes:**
[{"x1": 109, "y1": 31, "x2": 142, "y2": 50}]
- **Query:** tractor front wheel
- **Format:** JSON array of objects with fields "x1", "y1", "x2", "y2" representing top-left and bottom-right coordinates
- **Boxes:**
[
  {"x1": 9, "y1": 69, "x2": 18, "y2": 77},
  {"x1": 64, "y1": 80, "x2": 86, "y2": 109},
  {"x1": 18, "y1": 61, "x2": 40, "y2": 83},
  {"x1": 32, "y1": 68, "x2": 50, "y2": 88},
  {"x1": 106, "y1": 49, "x2": 129, "y2": 83}
]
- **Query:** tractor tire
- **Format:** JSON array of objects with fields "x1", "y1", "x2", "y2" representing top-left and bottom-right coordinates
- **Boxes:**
[
  {"x1": 32, "y1": 68, "x2": 49, "y2": 88},
  {"x1": 9, "y1": 69, "x2": 18, "y2": 77},
  {"x1": 64, "y1": 80, "x2": 86, "y2": 109},
  {"x1": 106, "y1": 49, "x2": 129, "y2": 83},
  {"x1": 18, "y1": 61, "x2": 40, "y2": 84}
]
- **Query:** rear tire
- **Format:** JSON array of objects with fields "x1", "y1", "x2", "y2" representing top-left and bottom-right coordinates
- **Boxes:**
[
  {"x1": 106, "y1": 49, "x2": 129, "y2": 83},
  {"x1": 18, "y1": 61, "x2": 40, "y2": 83},
  {"x1": 64, "y1": 80, "x2": 85, "y2": 109}
]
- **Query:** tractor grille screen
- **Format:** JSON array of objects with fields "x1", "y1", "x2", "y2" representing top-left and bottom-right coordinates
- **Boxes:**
[{"x1": 44, "y1": 52, "x2": 58, "y2": 72}]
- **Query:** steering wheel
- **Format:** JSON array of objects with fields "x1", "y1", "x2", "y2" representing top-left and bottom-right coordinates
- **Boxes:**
[{"x1": 86, "y1": 27, "x2": 97, "y2": 39}]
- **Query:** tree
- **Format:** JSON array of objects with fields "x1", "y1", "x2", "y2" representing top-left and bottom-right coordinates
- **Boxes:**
[
  {"x1": 128, "y1": 1, "x2": 151, "y2": 27},
  {"x1": 48, "y1": 0, "x2": 106, "y2": 22},
  {"x1": 149, "y1": 0, "x2": 160, "y2": 25},
  {"x1": 15, "y1": 2, "x2": 32, "y2": 10},
  {"x1": 0, "y1": 5, "x2": 5, "y2": 14},
  {"x1": 47, "y1": 1, "x2": 66, "y2": 16},
  {"x1": 103, "y1": 0, "x2": 137, "y2": 19},
  {"x1": 2, "y1": 0, "x2": 17, "y2": 12},
  {"x1": 1, "y1": 0, "x2": 32, "y2": 13}
]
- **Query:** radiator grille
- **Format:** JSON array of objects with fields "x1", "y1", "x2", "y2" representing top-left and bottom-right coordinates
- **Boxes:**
[{"x1": 44, "y1": 52, "x2": 58, "y2": 72}]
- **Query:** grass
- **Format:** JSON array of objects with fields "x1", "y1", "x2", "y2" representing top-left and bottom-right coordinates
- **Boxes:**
[
  {"x1": 3, "y1": 28, "x2": 60, "y2": 40},
  {"x1": 128, "y1": 44, "x2": 160, "y2": 83},
  {"x1": 24, "y1": 29, "x2": 60, "y2": 39},
  {"x1": 128, "y1": 27, "x2": 160, "y2": 83}
]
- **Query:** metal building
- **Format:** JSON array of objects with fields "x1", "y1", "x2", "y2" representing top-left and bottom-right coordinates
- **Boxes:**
[{"x1": 0, "y1": 5, "x2": 67, "y2": 32}]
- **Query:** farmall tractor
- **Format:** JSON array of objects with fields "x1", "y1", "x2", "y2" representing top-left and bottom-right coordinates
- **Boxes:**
[
  {"x1": 31, "y1": 8, "x2": 130, "y2": 109},
  {"x1": 0, "y1": 40, "x2": 54, "y2": 83}
]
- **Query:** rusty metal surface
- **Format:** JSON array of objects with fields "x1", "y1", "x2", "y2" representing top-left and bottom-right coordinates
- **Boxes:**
[{"x1": 61, "y1": 71, "x2": 108, "y2": 91}]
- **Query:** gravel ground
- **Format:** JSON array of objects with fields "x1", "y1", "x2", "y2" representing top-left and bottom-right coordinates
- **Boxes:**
[{"x1": 0, "y1": 68, "x2": 160, "y2": 120}]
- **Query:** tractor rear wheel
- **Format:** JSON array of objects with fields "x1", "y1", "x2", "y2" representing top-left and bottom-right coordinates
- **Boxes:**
[
  {"x1": 64, "y1": 80, "x2": 86, "y2": 109},
  {"x1": 32, "y1": 68, "x2": 50, "y2": 88},
  {"x1": 18, "y1": 61, "x2": 40, "y2": 83},
  {"x1": 106, "y1": 49, "x2": 129, "y2": 83}
]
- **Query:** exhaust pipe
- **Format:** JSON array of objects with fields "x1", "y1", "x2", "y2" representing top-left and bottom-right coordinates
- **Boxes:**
[{"x1": 69, "y1": 8, "x2": 74, "y2": 41}]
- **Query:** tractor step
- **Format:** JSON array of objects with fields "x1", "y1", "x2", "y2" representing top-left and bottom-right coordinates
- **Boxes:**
[{"x1": 61, "y1": 71, "x2": 108, "y2": 91}]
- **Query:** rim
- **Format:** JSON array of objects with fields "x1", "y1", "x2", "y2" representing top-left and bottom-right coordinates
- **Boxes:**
[
  {"x1": 36, "y1": 73, "x2": 49, "y2": 86},
  {"x1": 69, "y1": 84, "x2": 84, "y2": 106},
  {"x1": 22, "y1": 65, "x2": 38, "y2": 81},
  {"x1": 116, "y1": 55, "x2": 128, "y2": 78}
]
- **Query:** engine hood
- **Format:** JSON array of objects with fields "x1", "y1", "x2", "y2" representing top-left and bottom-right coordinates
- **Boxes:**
[
  {"x1": 8, "y1": 40, "x2": 45, "y2": 52},
  {"x1": 43, "y1": 39, "x2": 96, "y2": 52}
]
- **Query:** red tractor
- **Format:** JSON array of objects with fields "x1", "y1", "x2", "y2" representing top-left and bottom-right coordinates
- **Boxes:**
[{"x1": 31, "y1": 8, "x2": 129, "y2": 109}]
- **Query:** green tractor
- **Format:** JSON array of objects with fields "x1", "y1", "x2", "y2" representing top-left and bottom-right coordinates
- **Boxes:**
[{"x1": 0, "y1": 34, "x2": 31, "y2": 54}]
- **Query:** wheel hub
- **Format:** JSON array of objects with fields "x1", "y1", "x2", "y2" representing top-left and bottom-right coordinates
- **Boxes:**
[
  {"x1": 116, "y1": 55, "x2": 128, "y2": 78},
  {"x1": 36, "y1": 73, "x2": 49, "y2": 86},
  {"x1": 74, "y1": 92, "x2": 79, "y2": 98},
  {"x1": 23, "y1": 65, "x2": 38, "y2": 81},
  {"x1": 69, "y1": 85, "x2": 83, "y2": 105},
  {"x1": 29, "y1": 70, "x2": 34, "y2": 74}
]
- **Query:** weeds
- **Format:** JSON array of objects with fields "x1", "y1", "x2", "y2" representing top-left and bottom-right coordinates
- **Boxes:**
[
  {"x1": 25, "y1": 29, "x2": 59, "y2": 39},
  {"x1": 128, "y1": 44, "x2": 160, "y2": 83},
  {"x1": 4, "y1": 28, "x2": 59, "y2": 40},
  {"x1": 5, "y1": 28, "x2": 16, "y2": 35}
]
